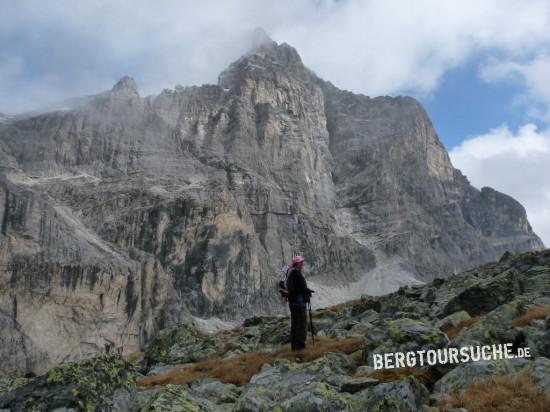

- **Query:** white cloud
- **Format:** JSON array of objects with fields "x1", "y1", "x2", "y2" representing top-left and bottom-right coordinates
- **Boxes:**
[
  {"x1": 480, "y1": 52, "x2": 550, "y2": 122},
  {"x1": 2, "y1": 0, "x2": 550, "y2": 112},
  {"x1": 450, "y1": 123, "x2": 550, "y2": 247}
]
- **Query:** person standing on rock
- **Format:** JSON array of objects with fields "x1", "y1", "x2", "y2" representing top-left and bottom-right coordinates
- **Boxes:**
[{"x1": 287, "y1": 255, "x2": 313, "y2": 351}]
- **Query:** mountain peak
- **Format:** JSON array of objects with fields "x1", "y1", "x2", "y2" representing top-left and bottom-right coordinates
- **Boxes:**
[
  {"x1": 218, "y1": 30, "x2": 305, "y2": 90},
  {"x1": 248, "y1": 27, "x2": 277, "y2": 52},
  {"x1": 112, "y1": 76, "x2": 139, "y2": 97},
  {"x1": 244, "y1": 28, "x2": 301, "y2": 65}
]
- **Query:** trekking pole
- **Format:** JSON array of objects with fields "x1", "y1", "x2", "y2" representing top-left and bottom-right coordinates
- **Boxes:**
[{"x1": 308, "y1": 301, "x2": 315, "y2": 346}]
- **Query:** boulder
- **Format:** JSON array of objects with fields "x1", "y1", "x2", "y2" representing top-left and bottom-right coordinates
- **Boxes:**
[
  {"x1": 521, "y1": 356, "x2": 550, "y2": 392},
  {"x1": 341, "y1": 377, "x2": 380, "y2": 393},
  {"x1": 522, "y1": 325, "x2": 550, "y2": 358},
  {"x1": 191, "y1": 379, "x2": 241, "y2": 405},
  {"x1": 439, "y1": 270, "x2": 522, "y2": 317},
  {"x1": 433, "y1": 359, "x2": 515, "y2": 395},
  {"x1": 364, "y1": 318, "x2": 447, "y2": 361},
  {"x1": 435, "y1": 311, "x2": 471, "y2": 331},
  {"x1": 280, "y1": 382, "x2": 360, "y2": 412},
  {"x1": 452, "y1": 298, "x2": 526, "y2": 347},
  {"x1": 0, "y1": 355, "x2": 137, "y2": 411},
  {"x1": 139, "y1": 384, "x2": 218, "y2": 411},
  {"x1": 357, "y1": 376, "x2": 429, "y2": 412},
  {"x1": 236, "y1": 354, "x2": 355, "y2": 410}
]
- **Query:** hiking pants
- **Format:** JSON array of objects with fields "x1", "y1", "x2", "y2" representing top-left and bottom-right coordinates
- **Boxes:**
[{"x1": 290, "y1": 304, "x2": 307, "y2": 350}]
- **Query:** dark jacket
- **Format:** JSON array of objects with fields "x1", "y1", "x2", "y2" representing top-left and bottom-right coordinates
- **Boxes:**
[{"x1": 287, "y1": 267, "x2": 309, "y2": 305}]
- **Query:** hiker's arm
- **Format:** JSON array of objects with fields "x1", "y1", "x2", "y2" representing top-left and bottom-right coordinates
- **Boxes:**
[
  {"x1": 286, "y1": 271, "x2": 295, "y2": 293},
  {"x1": 297, "y1": 272, "x2": 308, "y2": 294}
]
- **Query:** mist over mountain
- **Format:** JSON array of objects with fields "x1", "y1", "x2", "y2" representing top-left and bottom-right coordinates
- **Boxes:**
[{"x1": 0, "y1": 32, "x2": 543, "y2": 375}]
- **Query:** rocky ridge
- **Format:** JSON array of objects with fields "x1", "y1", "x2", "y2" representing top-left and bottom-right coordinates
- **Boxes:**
[
  {"x1": 0, "y1": 33, "x2": 544, "y2": 375},
  {"x1": 1, "y1": 248, "x2": 549, "y2": 411}
]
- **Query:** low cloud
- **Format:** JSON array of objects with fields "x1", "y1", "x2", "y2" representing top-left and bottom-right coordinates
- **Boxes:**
[
  {"x1": 2, "y1": 1, "x2": 550, "y2": 113},
  {"x1": 450, "y1": 123, "x2": 550, "y2": 247}
]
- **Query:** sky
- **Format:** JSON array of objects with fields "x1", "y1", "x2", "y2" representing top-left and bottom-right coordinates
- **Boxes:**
[{"x1": 1, "y1": 0, "x2": 549, "y2": 246}]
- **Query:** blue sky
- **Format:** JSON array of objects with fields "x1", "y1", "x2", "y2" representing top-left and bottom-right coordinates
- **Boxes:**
[
  {"x1": 1, "y1": 0, "x2": 549, "y2": 245},
  {"x1": 419, "y1": 57, "x2": 526, "y2": 150}
]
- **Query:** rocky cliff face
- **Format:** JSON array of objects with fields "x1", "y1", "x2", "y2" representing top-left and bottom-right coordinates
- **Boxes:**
[
  {"x1": 317, "y1": 82, "x2": 543, "y2": 300},
  {"x1": 0, "y1": 34, "x2": 543, "y2": 375}
]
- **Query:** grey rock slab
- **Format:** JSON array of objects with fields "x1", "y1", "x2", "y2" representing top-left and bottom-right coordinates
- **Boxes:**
[
  {"x1": 357, "y1": 376, "x2": 430, "y2": 412},
  {"x1": 433, "y1": 359, "x2": 515, "y2": 395},
  {"x1": 521, "y1": 356, "x2": 550, "y2": 391},
  {"x1": 146, "y1": 364, "x2": 183, "y2": 377},
  {"x1": 341, "y1": 377, "x2": 380, "y2": 393},
  {"x1": 435, "y1": 310, "x2": 471, "y2": 330}
]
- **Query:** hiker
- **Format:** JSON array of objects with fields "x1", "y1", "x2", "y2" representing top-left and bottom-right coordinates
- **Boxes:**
[{"x1": 286, "y1": 255, "x2": 313, "y2": 351}]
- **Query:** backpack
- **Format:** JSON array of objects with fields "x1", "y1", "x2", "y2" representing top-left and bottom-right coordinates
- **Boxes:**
[{"x1": 278, "y1": 264, "x2": 291, "y2": 300}]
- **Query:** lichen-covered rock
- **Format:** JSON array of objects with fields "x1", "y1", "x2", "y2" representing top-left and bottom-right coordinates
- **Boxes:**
[
  {"x1": 433, "y1": 359, "x2": 515, "y2": 395},
  {"x1": 0, "y1": 355, "x2": 137, "y2": 411},
  {"x1": 435, "y1": 311, "x2": 471, "y2": 331},
  {"x1": 142, "y1": 322, "x2": 238, "y2": 368},
  {"x1": 361, "y1": 325, "x2": 390, "y2": 364},
  {"x1": 280, "y1": 381, "x2": 363, "y2": 412},
  {"x1": 140, "y1": 384, "x2": 217, "y2": 412},
  {"x1": 341, "y1": 377, "x2": 379, "y2": 393},
  {"x1": 386, "y1": 318, "x2": 446, "y2": 347},
  {"x1": 112, "y1": 388, "x2": 139, "y2": 412},
  {"x1": 144, "y1": 323, "x2": 204, "y2": 365},
  {"x1": 257, "y1": 320, "x2": 291, "y2": 346},
  {"x1": 236, "y1": 354, "x2": 356, "y2": 410},
  {"x1": 348, "y1": 322, "x2": 371, "y2": 336},
  {"x1": 357, "y1": 376, "x2": 430, "y2": 412},
  {"x1": 521, "y1": 356, "x2": 550, "y2": 392},
  {"x1": 363, "y1": 318, "x2": 447, "y2": 363},
  {"x1": 357, "y1": 309, "x2": 380, "y2": 325},
  {"x1": 521, "y1": 324, "x2": 550, "y2": 358},
  {"x1": 520, "y1": 266, "x2": 550, "y2": 296},
  {"x1": 0, "y1": 377, "x2": 29, "y2": 398},
  {"x1": 191, "y1": 379, "x2": 241, "y2": 406},
  {"x1": 451, "y1": 298, "x2": 527, "y2": 347},
  {"x1": 438, "y1": 269, "x2": 523, "y2": 317}
]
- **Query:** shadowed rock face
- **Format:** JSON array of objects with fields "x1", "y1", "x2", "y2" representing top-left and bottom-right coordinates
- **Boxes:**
[
  {"x1": 0, "y1": 35, "x2": 543, "y2": 374},
  {"x1": 318, "y1": 82, "x2": 543, "y2": 290}
]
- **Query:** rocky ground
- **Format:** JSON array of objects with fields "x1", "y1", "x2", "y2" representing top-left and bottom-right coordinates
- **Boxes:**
[{"x1": 1, "y1": 248, "x2": 549, "y2": 411}]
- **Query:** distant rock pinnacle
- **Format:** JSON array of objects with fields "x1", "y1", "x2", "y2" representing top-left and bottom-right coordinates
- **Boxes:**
[
  {"x1": 111, "y1": 76, "x2": 139, "y2": 97},
  {"x1": 249, "y1": 27, "x2": 277, "y2": 51}
]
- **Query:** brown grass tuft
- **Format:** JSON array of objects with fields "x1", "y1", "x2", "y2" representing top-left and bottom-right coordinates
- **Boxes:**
[
  {"x1": 512, "y1": 305, "x2": 550, "y2": 327},
  {"x1": 278, "y1": 336, "x2": 364, "y2": 364},
  {"x1": 221, "y1": 341, "x2": 237, "y2": 352},
  {"x1": 444, "y1": 315, "x2": 483, "y2": 340},
  {"x1": 125, "y1": 351, "x2": 145, "y2": 363},
  {"x1": 322, "y1": 299, "x2": 362, "y2": 312},
  {"x1": 363, "y1": 366, "x2": 438, "y2": 387},
  {"x1": 137, "y1": 336, "x2": 363, "y2": 387},
  {"x1": 436, "y1": 372, "x2": 550, "y2": 412}
]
